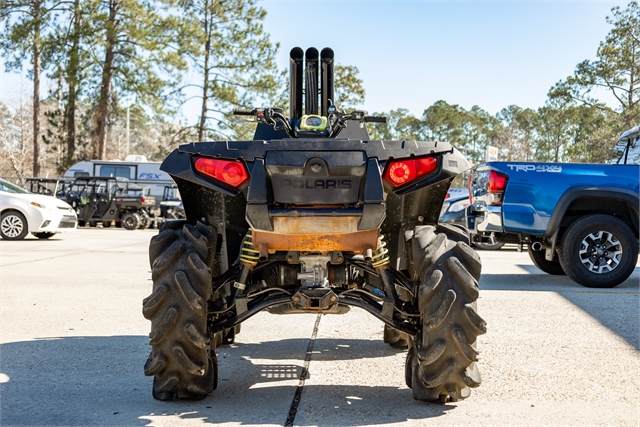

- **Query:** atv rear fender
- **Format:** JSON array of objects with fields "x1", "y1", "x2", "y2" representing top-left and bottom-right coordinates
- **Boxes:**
[{"x1": 161, "y1": 138, "x2": 469, "y2": 272}]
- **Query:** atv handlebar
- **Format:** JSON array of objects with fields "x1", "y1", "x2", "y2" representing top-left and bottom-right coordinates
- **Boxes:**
[
  {"x1": 364, "y1": 116, "x2": 387, "y2": 124},
  {"x1": 232, "y1": 108, "x2": 255, "y2": 116},
  {"x1": 232, "y1": 107, "x2": 387, "y2": 138}
]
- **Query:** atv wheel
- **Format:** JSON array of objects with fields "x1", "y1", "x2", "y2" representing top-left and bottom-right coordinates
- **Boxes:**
[
  {"x1": 527, "y1": 245, "x2": 564, "y2": 275},
  {"x1": 139, "y1": 212, "x2": 151, "y2": 229},
  {"x1": 121, "y1": 213, "x2": 140, "y2": 230},
  {"x1": 1, "y1": 211, "x2": 29, "y2": 240},
  {"x1": 383, "y1": 324, "x2": 409, "y2": 348},
  {"x1": 143, "y1": 221, "x2": 219, "y2": 400},
  {"x1": 103, "y1": 221, "x2": 112, "y2": 228},
  {"x1": 407, "y1": 223, "x2": 486, "y2": 402},
  {"x1": 32, "y1": 232, "x2": 55, "y2": 239},
  {"x1": 558, "y1": 214, "x2": 638, "y2": 288}
]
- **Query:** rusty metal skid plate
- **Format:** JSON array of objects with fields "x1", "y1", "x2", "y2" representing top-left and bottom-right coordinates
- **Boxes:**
[{"x1": 253, "y1": 217, "x2": 379, "y2": 253}]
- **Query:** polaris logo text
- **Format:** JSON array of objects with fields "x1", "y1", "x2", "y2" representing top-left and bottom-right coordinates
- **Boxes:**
[{"x1": 281, "y1": 178, "x2": 353, "y2": 190}]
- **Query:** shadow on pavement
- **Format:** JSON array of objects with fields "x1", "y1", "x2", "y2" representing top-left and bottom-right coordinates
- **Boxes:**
[
  {"x1": 480, "y1": 267, "x2": 640, "y2": 350},
  {"x1": 0, "y1": 335, "x2": 447, "y2": 426}
]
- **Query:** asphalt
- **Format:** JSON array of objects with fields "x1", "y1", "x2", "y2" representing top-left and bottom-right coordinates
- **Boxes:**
[{"x1": 1, "y1": 229, "x2": 638, "y2": 426}]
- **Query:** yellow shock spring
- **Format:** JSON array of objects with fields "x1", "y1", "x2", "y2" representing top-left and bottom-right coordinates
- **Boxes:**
[
  {"x1": 371, "y1": 237, "x2": 390, "y2": 269},
  {"x1": 239, "y1": 229, "x2": 260, "y2": 267}
]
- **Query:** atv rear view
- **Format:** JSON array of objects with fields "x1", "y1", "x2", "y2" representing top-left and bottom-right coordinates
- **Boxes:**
[{"x1": 143, "y1": 47, "x2": 486, "y2": 403}]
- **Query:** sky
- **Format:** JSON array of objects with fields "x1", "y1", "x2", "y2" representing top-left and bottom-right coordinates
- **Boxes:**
[
  {"x1": 0, "y1": 0, "x2": 630, "y2": 121},
  {"x1": 256, "y1": 0, "x2": 628, "y2": 117}
]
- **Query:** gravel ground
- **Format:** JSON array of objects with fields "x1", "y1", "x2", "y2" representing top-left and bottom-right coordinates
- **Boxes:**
[{"x1": 1, "y1": 229, "x2": 638, "y2": 426}]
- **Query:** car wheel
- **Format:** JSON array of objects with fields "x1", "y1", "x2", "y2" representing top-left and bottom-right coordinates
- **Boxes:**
[
  {"x1": 559, "y1": 214, "x2": 638, "y2": 288},
  {"x1": 1, "y1": 211, "x2": 29, "y2": 240},
  {"x1": 32, "y1": 232, "x2": 56, "y2": 239}
]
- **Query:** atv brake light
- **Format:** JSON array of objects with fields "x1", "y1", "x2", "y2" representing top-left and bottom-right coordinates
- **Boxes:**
[
  {"x1": 194, "y1": 157, "x2": 249, "y2": 188},
  {"x1": 383, "y1": 157, "x2": 437, "y2": 188},
  {"x1": 487, "y1": 170, "x2": 508, "y2": 205}
]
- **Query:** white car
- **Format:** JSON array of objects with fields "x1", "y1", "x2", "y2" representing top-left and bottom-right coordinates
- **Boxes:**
[{"x1": 0, "y1": 178, "x2": 77, "y2": 240}]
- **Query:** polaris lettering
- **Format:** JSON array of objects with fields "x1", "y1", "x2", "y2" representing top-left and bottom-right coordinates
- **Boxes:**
[{"x1": 281, "y1": 178, "x2": 353, "y2": 190}]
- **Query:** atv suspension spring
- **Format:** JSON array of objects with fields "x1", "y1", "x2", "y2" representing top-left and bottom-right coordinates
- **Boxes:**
[
  {"x1": 239, "y1": 229, "x2": 260, "y2": 267},
  {"x1": 371, "y1": 237, "x2": 390, "y2": 269}
]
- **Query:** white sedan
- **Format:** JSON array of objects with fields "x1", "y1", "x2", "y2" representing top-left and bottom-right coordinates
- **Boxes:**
[{"x1": 0, "y1": 178, "x2": 77, "y2": 240}]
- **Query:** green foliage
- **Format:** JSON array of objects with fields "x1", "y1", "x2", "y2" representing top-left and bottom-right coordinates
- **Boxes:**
[
  {"x1": 334, "y1": 64, "x2": 365, "y2": 110},
  {"x1": 548, "y1": 1, "x2": 640, "y2": 159},
  {"x1": 177, "y1": 0, "x2": 280, "y2": 141}
]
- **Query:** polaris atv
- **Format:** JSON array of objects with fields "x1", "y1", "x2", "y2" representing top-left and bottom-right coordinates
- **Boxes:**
[{"x1": 143, "y1": 47, "x2": 486, "y2": 403}]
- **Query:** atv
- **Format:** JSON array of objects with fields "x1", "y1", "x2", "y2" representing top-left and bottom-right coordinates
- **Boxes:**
[{"x1": 143, "y1": 47, "x2": 486, "y2": 403}]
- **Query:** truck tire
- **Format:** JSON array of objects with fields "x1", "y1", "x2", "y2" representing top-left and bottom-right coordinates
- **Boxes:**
[
  {"x1": 527, "y1": 245, "x2": 565, "y2": 275},
  {"x1": 474, "y1": 241, "x2": 504, "y2": 251},
  {"x1": 1, "y1": 211, "x2": 29, "y2": 240},
  {"x1": 407, "y1": 224, "x2": 486, "y2": 402},
  {"x1": 559, "y1": 214, "x2": 638, "y2": 288},
  {"x1": 121, "y1": 213, "x2": 139, "y2": 230},
  {"x1": 143, "y1": 221, "x2": 219, "y2": 400}
]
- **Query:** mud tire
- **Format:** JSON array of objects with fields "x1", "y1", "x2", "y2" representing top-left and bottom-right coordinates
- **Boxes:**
[
  {"x1": 143, "y1": 220, "x2": 219, "y2": 400},
  {"x1": 383, "y1": 324, "x2": 409, "y2": 349},
  {"x1": 528, "y1": 245, "x2": 565, "y2": 275},
  {"x1": 407, "y1": 223, "x2": 486, "y2": 402}
]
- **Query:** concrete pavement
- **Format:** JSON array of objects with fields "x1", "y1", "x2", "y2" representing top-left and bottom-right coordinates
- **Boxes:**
[{"x1": 1, "y1": 229, "x2": 638, "y2": 426}]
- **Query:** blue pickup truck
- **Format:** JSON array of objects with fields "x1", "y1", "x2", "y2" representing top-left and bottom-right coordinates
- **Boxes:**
[{"x1": 466, "y1": 126, "x2": 639, "y2": 288}]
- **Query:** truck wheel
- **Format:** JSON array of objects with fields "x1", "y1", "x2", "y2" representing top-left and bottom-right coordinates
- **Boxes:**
[
  {"x1": 407, "y1": 224, "x2": 486, "y2": 402},
  {"x1": 143, "y1": 221, "x2": 219, "y2": 400},
  {"x1": 1, "y1": 211, "x2": 29, "y2": 240},
  {"x1": 559, "y1": 214, "x2": 638, "y2": 288},
  {"x1": 473, "y1": 241, "x2": 504, "y2": 251},
  {"x1": 527, "y1": 245, "x2": 565, "y2": 275},
  {"x1": 121, "y1": 213, "x2": 139, "y2": 230}
]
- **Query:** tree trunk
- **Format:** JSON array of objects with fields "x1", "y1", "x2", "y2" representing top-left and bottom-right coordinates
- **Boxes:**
[
  {"x1": 32, "y1": 0, "x2": 42, "y2": 177},
  {"x1": 64, "y1": 0, "x2": 81, "y2": 169},
  {"x1": 198, "y1": 1, "x2": 211, "y2": 142},
  {"x1": 95, "y1": 0, "x2": 118, "y2": 159}
]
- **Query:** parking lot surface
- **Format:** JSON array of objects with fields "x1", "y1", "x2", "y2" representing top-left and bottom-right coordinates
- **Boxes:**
[{"x1": 1, "y1": 229, "x2": 639, "y2": 426}]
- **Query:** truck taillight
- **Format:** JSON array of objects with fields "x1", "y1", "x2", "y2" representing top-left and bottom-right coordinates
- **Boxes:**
[
  {"x1": 383, "y1": 156, "x2": 437, "y2": 188},
  {"x1": 488, "y1": 170, "x2": 508, "y2": 205},
  {"x1": 194, "y1": 157, "x2": 249, "y2": 188}
]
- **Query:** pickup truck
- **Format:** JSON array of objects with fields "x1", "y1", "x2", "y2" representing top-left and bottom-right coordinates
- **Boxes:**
[{"x1": 466, "y1": 126, "x2": 639, "y2": 288}]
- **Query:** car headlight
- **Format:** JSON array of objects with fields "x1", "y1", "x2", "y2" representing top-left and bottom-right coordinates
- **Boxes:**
[{"x1": 30, "y1": 201, "x2": 47, "y2": 209}]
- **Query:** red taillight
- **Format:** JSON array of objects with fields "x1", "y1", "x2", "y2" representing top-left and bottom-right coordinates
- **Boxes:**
[
  {"x1": 383, "y1": 156, "x2": 437, "y2": 188},
  {"x1": 488, "y1": 170, "x2": 508, "y2": 192},
  {"x1": 194, "y1": 157, "x2": 249, "y2": 188},
  {"x1": 487, "y1": 170, "x2": 508, "y2": 205},
  {"x1": 141, "y1": 197, "x2": 145, "y2": 203}
]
